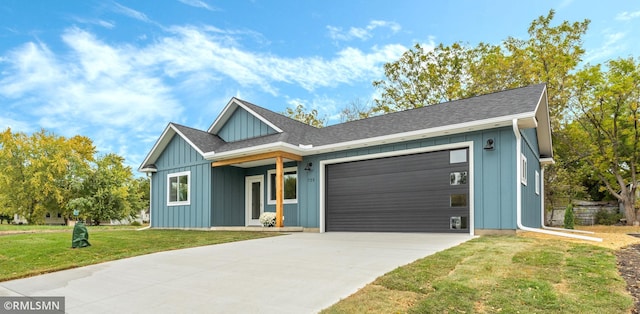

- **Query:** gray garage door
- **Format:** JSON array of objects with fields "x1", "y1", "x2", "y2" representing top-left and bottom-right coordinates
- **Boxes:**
[{"x1": 325, "y1": 149, "x2": 469, "y2": 233}]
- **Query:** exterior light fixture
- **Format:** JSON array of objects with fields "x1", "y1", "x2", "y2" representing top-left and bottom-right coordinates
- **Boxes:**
[{"x1": 484, "y1": 138, "x2": 495, "y2": 150}]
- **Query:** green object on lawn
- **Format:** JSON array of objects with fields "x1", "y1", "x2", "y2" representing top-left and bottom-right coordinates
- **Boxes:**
[{"x1": 71, "y1": 222, "x2": 91, "y2": 248}]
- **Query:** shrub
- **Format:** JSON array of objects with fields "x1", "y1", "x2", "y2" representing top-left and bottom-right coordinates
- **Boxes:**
[
  {"x1": 564, "y1": 204, "x2": 575, "y2": 229},
  {"x1": 130, "y1": 221, "x2": 142, "y2": 226},
  {"x1": 595, "y1": 210, "x2": 623, "y2": 225}
]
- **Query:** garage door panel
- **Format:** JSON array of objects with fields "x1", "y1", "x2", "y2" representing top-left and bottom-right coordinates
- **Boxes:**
[
  {"x1": 327, "y1": 170, "x2": 464, "y2": 196},
  {"x1": 326, "y1": 149, "x2": 470, "y2": 233}
]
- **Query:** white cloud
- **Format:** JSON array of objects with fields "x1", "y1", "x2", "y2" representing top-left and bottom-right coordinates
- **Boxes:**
[
  {"x1": 0, "y1": 28, "x2": 182, "y2": 164},
  {"x1": 140, "y1": 25, "x2": 406, "y2": 93},
  {"x1": 327, "y1": 20, "x2": 402, "y2": 42},
  {"x1": 177, "y1": 0, "x2": 217, "y2": 11},
  {"x1": 0, "y1": 22, "x2": 407, "y2": 166},
  {"x1": 583, "y1": 31, "x2": 626, "y2": 63},
  {"x1": 616, "y1": 11, "x2": 640, "y2": 21},
  {"x1": 70, "y1": 16, "x2": 115, "y2": 29},
  {"x1": 112, "y1": 2, "x2": 152, "y2": 23},
  {"x1": 0, "y1": 117, "x2": 31, "y2": 133}
]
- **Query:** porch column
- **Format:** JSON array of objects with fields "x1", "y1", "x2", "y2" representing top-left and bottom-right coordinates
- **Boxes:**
[{"x1": 275, "y1": 156, "x2": 284, "y2": 227}]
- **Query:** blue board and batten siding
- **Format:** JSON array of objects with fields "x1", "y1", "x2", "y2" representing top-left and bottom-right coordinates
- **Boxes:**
[
  {"x1": 151, "y1": 134, "x2": 212, "y2": 228},
  {"x1": 217, "y1": 108, "x2": 277, "y2": 142},
  {"x1": 150, "y1": 125, "x2": 542, "y2": 231},
  {"x1": 520, "y1": 128, "x2": 542, "y2": 228},
  {"x1": 298, "y1": 127, "x2": 519, "y2": 230}
]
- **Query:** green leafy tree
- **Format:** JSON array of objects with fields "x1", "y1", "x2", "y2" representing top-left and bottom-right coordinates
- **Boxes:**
[
  {"x1": 372, "y1": 10, "x2": 592, "y2": 215},
  {"x1": 68, "y1": 154, "x2": 143, "y2": 225},
  {"x1": 0, "y1": 129, "x2": 94, "y2": 224},
  {"x1": 373, "y1": 42, "x2": 469, "y2": 113},
  {"x1": 283, "y1": 104, "x2": 326, "y2": 127},
  {"x1": 563, "y1": 58, "x2": 640, "y2": 224}
]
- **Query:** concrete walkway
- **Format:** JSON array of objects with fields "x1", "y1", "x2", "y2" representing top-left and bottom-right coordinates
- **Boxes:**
[{"x1": 0, "y1": 232, "x2": 472, "y2": 313}]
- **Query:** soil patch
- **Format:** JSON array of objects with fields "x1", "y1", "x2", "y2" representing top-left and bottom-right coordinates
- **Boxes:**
[{"x1": 617, "y1": 243, "x2": 640, "y2": 314}]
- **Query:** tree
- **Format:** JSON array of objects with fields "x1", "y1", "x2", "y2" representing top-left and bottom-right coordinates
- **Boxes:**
[
  {"x1": 372, "y1": 42, "x2": 469, "y2": 113},
  {"x1": 340, "y1": 98, "x2": 375, "y2": 122},
  {"x1": 563, "y1": 58, "x2": 640, "y2": 224},
  {"x1": 283, "y1": 104, "x2": 326, "y2": 127},
  {"x1": 0, "y1": 129, "x2": 94, "y2": 224},
  {"x1": 68, "y1": 154, "x2": 143, "y2": 225},
  {"x1": 372, "y1": 10, "x2": 592, "y2": 216}
]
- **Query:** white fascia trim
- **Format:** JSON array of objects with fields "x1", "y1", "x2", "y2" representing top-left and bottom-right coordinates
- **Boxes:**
[
  {"x1": 171, "y1": 125, "x2": 207, "y2": 156},
  {"x1": 203, "y1": 141, "x2": 303, "y2": 160},
  {"x1": 208, "y1": 98, "x2": 283, "y2": 134},
  {"x1": 208, "y1": 98, "x2": 238, "y2": 133},
  {"x1": 540, "y1": 157, "x2": 555, "y2": 165},
  {"x1": 139, "y1": 123, "x2": 210, "y2": 173},
  {"x1": 534, "y1": 86, "x2": 554, "y2": 158},
  {"x1": 513, "y1": 119, "x2": 601, "y2": 242},
  {"x1": 138, "y1": 124, "x2": 175, "y2": 172},
  {"x1": 312, "y1": 113, "x2": 533, "y2": 154},
  {"x1": 236, "y1": 101, "x2": 283, "y2": 133},
  {"x1": 202, "y1": 113, "x2": 535, "y2": 163},
  {"x1": 319, "y1": 141, "x2": 475, "y2": 235}
]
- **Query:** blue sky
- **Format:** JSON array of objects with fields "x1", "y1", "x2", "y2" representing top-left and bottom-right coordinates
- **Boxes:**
[{"x1": 1, "y1": 0, "x2": 639, "y2": 171}]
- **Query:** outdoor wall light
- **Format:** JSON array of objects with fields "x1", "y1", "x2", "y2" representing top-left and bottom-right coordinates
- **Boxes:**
[
  {"x1": 304, "y1": 162, "x2": 313, "y2": 171},
  {"x1": 484, "y1": 138, "x2": 495, "y2": 150}
]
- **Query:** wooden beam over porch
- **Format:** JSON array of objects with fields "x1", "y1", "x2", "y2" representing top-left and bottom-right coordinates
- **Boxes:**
[{"x1": 211, "y1": 151, "x2": 302, "y2": 167}]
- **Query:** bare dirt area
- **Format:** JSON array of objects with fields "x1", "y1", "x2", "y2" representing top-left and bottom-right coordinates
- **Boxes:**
[{"x1": 519, "y1": 225, "x2": 640, "y2": 313}]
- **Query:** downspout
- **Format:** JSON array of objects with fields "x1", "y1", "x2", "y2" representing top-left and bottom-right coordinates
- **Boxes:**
[
  {"x1": 512, "y1": 119, "x2": 601, "y2": 242},
  {"x1": 540, "y1": 166, "x2": 595, "y2": 235},
  {"x1": 137, "y1": 173, "x2": 152, "y2": 231}
]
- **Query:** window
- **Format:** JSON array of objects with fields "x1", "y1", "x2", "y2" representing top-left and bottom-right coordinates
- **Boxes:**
[
  {"x1": 267, "y1": 167, "x2": 297, "y2": 204},
  {"x1": 450, "y1": 194, "x2": 468, "y2": 207},
  {"x1": 535, "y1": 170, "x2": 540, "y2": 195},
  {"x1": 521, "y1": 154, "x2": 527, "y2": 185},
  {"x1": 168, "y1": 171, "x2": 190, "y2": 206},
  {"x1": 450, "y1": 171, "x2": 468, "y2": 185},
  {"x1": 450, "y1": 149, "x2": 467, "y2": 163}
]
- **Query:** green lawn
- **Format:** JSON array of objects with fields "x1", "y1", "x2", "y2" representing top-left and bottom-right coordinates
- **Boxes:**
[
  {"x1": 323, "y1": 236, "x2": 633, "y2": 314},
  {"x1": 0, "y1": 224, "x2": 140, "y2": 232},
  {"x1": 0, "y1": 229, "x2": 279, "y2": 282}
]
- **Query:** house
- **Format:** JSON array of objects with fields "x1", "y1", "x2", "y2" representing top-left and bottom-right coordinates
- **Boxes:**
[{"x1": 139, "y1": 84, "x2": 553, "y2": 235}]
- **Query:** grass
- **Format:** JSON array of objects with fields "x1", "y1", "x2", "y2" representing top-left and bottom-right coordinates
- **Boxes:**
[
  {"x1": 0, "y1": 224, "x2": 141, "y2": 232},
  {"x1": 322, "y1": 235, "x2": 633, "y2": 314},
  {"x1": 0, "y1": 229, "x2": 279, "y2": 282}
]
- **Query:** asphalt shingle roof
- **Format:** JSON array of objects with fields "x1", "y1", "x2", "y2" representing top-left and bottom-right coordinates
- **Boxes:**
[{"x1": 163, "y1": 84, "x2": 546, "y2": 156}]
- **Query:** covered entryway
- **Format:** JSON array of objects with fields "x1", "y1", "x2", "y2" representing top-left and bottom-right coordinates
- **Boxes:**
[{"x1": 325, "y1": 148, "x2": 470, "y2": 233}]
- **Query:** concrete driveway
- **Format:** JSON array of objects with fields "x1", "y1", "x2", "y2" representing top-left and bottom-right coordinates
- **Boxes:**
[{"x1": 0, "y1": 232, "x2": 472, "y2": 313}]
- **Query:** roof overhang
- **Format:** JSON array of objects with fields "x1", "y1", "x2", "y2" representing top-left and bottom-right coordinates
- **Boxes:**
[
  {"x1": 208, "y1": 97, "x2": 283, "y2": 134},
  {"x1": 534, "y1": 86, "x2": 553, "y2": 159},
  {"x1": 138, "y1": 123, "x2": 207, "y2": 173},
  {"x1": 203, "y1": 111, "x2": 546, "y2": 162}
]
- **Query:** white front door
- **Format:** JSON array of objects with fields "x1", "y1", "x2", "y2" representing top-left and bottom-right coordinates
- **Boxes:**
[{"x1": 245, "y1": 175, "x2": 264, "y2": 226}]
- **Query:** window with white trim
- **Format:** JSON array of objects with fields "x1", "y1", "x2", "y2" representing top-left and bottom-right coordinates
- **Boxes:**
[
  {"x1": 535, "y1": 170, "x2": 540, "y2": 195},
  {"x1": 521, "y1": 154, "x2": 528, "y2": 185},
  {"x1": 168, "y1": 171, "x2": 190, "y2": 206},
  {"x1": 267, "y1": 167, "x2": 297, "y2": 204}
]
